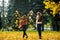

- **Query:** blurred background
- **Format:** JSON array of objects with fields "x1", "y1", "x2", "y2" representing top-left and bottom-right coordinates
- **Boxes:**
[{"x1": 0, "y1": 0, "x2": 60, "y2": 31}]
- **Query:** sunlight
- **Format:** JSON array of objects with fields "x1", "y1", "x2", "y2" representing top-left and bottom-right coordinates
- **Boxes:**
[
  {"x1": 0, "y1": 0, "x2": 2, "y2": 6},
  {"x1": 4, "y1": 0, "x2": 10, "y2": 7}
]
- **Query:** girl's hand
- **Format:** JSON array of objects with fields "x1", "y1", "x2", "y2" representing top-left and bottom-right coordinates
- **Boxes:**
[{"x1": 18, "y1": 25, "x2": 22, "y2": 29}]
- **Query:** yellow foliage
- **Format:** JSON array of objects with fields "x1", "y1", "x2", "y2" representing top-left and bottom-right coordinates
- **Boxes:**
[
  {"x1": 0, "y1": 31, "x2": 60, "y2": 40},
  {"x1": 15, "y1": 20, "x2": 19, "y2": 26},
  {"x1": 43, "y1": 0, "x2": 60, "y2": 15}
]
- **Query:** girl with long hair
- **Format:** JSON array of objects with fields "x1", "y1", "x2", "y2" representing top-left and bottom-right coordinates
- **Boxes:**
[{"x1": 36, "y1": 12, "x2": 43, "y2": 39}]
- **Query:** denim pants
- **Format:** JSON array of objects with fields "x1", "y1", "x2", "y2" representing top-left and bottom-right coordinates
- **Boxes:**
[{"x1": 37, "y1": 24, "x2": 42, "y2": 39}]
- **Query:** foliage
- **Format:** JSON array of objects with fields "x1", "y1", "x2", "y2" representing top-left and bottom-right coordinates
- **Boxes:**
[
  {"x1": 43, "y1": 0, "x2": 60, "y2": 15},
  {"x1": 0, "y1": 31, "x2": 60, "y2": 40}
]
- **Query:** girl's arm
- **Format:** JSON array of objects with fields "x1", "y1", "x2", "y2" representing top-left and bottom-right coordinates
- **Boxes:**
[{"x1": 36, "y1": 19, "x2": 42, "y2": 24}]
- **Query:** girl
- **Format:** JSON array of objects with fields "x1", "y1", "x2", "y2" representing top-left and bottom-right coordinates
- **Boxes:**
[
  {"x1": 36, "y1": 12, "x2": 43, "y2": 39},
  {"x1": 19, "y1": 15, "x2": 28, "y2": 38}
]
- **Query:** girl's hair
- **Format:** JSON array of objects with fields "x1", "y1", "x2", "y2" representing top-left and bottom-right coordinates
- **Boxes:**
[
  {"x1": 37, "y1": 12, "x2": 42, "y2": 18},
  {"x1": 36, "y1": 12, "x2": 43, "y2": 22},
  {"x1": 23, "y1": 15, "x2": 27, "y2": 20}
]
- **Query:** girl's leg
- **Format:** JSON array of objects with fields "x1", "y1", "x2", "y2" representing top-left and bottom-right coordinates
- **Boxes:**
[
  {"x1": 23, "y1": 30, "x2": 28, "y2": 38},
  {"x1": 37, "y1": 24, "x2": 42, "y2": 39},
  {"x1": 23, "y1": 25, "x2": 28, "y2": 38},
  {"x1": 23, "y1": 30, "x2": 25, "y2": 38},
  {"x1": 39, "y1": 31, "x2": 41, "y2": 39}
]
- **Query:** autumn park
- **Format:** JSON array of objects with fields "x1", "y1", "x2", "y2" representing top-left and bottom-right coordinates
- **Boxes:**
[{"x1": 0, "y1": 0, "x2": 60, "y2": 40}]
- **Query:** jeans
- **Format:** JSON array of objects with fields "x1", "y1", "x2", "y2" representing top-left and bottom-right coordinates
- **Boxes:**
[{"x1": 37, "y1": 24, "x2": 42, "y2": 39}]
